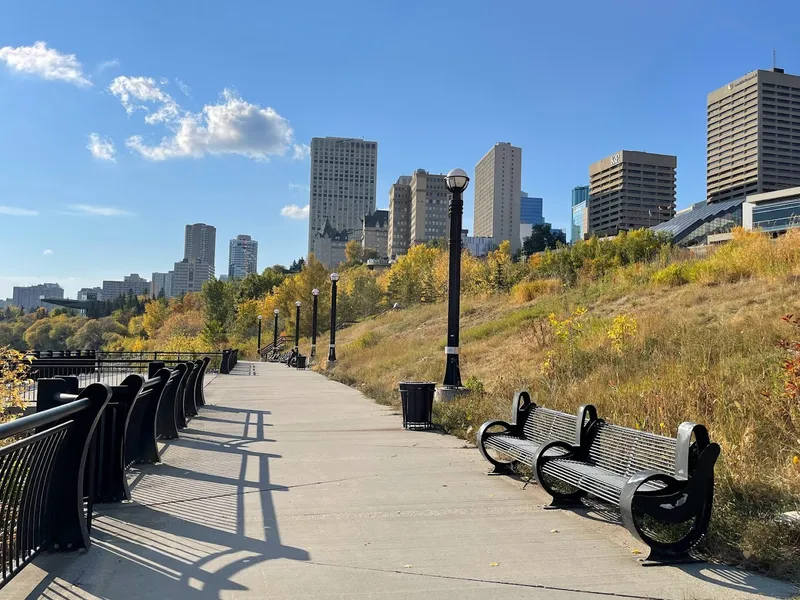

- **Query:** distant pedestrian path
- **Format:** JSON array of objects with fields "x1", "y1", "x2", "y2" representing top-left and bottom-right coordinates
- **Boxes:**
[{"x1": 6, "y1": 362, "x2": 796, "y2": 599}]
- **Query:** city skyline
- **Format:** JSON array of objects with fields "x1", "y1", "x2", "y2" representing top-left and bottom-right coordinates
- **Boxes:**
[{"x1": 2, "y1": 1, "x2": 799, "y2": 298}]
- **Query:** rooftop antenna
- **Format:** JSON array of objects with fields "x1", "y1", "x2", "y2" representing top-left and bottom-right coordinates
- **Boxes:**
[{"x1": 773, "y1": 48, "x2": 776, "y2": 70}]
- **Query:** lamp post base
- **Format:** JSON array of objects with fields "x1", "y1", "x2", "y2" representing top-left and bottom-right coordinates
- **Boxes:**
[{"x1": 436, "y1": 385, "x2": 469, "y2": 403}]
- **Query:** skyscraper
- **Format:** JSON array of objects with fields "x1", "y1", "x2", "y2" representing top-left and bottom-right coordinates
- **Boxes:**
[
  {"x1": 474, "y1": 142, "x2": 522, "y2": 253},
  {"x1": 11, "y1": 283, "x2": 64, "y2": 310},
  {"x1": 588, "y1": 150, "x2": 676, "y2": 237},
  {"x1": 388, "y1": 176, "x2": 412, "y2": 258},
  {"x1": 151, "y1": 272, "x2": 173, "y2": 298},
  {"x1": 308, "y1": 137, "x2": 378, "y2": 254},
  {"x1": 184, "y1": 223, "x2": 216, "y2": 271},
  {"x1": 571, "y1": 185, "x2": 590, "y2": 243},
  {"x1": 171, "y1": 259, "x2": 214, "y2": 296},
  {"x1": 410, "y1": 170, "x2": 452, "y2": 246},
  {"x1": 520, "y1": 192, "x2": 544, "y2": 225},
  {"x1": 228, "y1": 235, "x2": 258, "y2": 279},
  {"x1": 707, "y1": 68, "x2": 800, "y2": 203}
]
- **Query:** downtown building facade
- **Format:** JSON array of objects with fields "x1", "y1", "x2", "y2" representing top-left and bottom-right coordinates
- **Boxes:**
[
  {"x1": 361, "y1": 210, "x2": 389, "y2": 258},
  {"x1": 308, "y1": 137, "x2": 378, "y2": 256},
  {"x1": 228, "y1": 234, "x2": 258, "y2": 279},
  {"x1": 388, "y1": 176, "x2": 412, "y2": 258},
  {"x1": 102, "y1": 274, "x2": 150, "y2": 300},
  {"x1": 474, "y1": 142, "x2": 522, "y2": 253},
  {"x1": 184, "y1": 223, "x2": 216, "y2": 270},
  {"x1": 409, "y1": 170, "x2": 452, "y2": 246},
  {"x1": 588, "y1": 150, "x2": 676, "y2": 237},
  {"x1": 520, "y1": 192, "x2": 544, "y2": 225},
  {"x1": 311, "y1": 219, "x2": 349, "y2": 268},
  {"x1": 11, "y1": 283, "x2": 64, "y2": 310},
  {"x1": 707, "y1": 68, "x2": 800, "y2": 203},
  {"x1": 151, "y1": 272, "x2": 173, "y2": 298},
  {"x1": 171, "y1": 259, "x2": 214, "y2": 296},
  {"x1": 571, "y1": 185, "x2": 590, "y2": 242}
]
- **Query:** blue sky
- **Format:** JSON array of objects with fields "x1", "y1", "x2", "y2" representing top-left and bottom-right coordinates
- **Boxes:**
[{"x1": 0, "y1": 0, "x2": 797, "y2": 298}]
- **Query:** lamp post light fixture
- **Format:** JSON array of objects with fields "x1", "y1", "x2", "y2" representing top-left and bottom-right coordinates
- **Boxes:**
[
  {"x1": 311, "y1": 288, "x2": 320, "y2": 359},
  {"x1": 257, "y1": 315, "x2": 263, "y2": 360},
  {"x1": 294, "y1": 301, "x2": 302, "y2": 359},
  {"x1": 442, "y1": 168, "x2": 470, "y2": 389},
  {"x1": 272, "y1": 309, "x2": 279, "y2": 358},
  {"x1": 328, "y1": 273, "x2": 339, "y2": 365}
]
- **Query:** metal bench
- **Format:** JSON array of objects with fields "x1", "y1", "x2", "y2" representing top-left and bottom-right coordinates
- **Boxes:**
[
  {"x1": 476, "y1": 391, "x2": 597, "y2": 474},
  {"x1": 532, "y1": 420, "x2": 720, "y2": 563}
]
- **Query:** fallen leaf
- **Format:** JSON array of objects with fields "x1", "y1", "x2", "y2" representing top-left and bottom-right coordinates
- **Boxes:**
[
  {"x1": 404, "y1": 564, "x2": 413, "y2": 569},
  {"x1": 550, "y1": 529, "x2": 559, "y2": 533},
  {"x1": 489, "y1": 562, "x2": 500, "y2": 567},
  {"x1": 631, "y1": 549, "x2": 641, "y2": 555},
  {"x1": 743, "y1": 550, "x2": 752, "y2": 559}
]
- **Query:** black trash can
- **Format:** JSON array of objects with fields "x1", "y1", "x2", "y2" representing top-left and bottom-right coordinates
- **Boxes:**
[
  {"x1": 399, "y1": 381, "x2": 435, "y2": 430},
  {"x1": 296, "y1": 355, "x2": 307, "y2": 369}
]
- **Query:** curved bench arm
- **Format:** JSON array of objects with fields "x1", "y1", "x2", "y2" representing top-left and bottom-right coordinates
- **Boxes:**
[
  {"x1": 476, "y1": 420, "x2": 516, "y2": 471},
  {"x1": 532, "y1": 440, "x2": 585, "y2": 506}
]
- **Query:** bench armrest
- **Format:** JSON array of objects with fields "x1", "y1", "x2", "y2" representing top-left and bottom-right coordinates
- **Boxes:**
[{"x1": 531, "y1": 439, "x2": 581, "y2": 481}]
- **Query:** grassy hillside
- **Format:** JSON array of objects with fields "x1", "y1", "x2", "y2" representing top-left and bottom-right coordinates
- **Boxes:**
[{"x1": 319, "y1": 233, "x2": 800, "y2": 581}]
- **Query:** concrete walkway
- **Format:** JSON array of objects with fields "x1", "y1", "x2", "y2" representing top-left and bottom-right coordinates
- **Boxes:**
[{"x1": 7, "y1": 362, "x2": 797, "y2": 599}]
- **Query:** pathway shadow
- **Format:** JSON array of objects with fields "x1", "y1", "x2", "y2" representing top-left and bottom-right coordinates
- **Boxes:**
[{"x1": 26, "y1": 400, "x2": 308, "y2": 600}]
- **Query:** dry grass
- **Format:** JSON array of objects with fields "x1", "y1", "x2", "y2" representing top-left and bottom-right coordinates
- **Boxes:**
[{"x1": 320, "y1": 258, "x2": 800, "y2": 580}]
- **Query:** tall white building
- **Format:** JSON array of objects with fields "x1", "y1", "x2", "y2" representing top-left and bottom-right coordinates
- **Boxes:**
[
  {"x1": 410, "y1": 170, "x2": 452, "y2": 246},
  {"x1": 184, "y1": 223, "x2": 216, "y2": 271},
  {"x1": 151, "y1": 272, "x2": 173, "y2": 298},
  {"x1": 171, "y1": 259, "x2": 213, "y2": 296},
  {"x1": 474, "y1": 142, "x2": 522, "y2": 253},
  {"x1": 228, "y1": 234, "x2": 258, "y2": 279},
  {"x1": 308, "y1": 137, "x2": 378, "y2": 254},
  {"x1": 102, "y1": 274, "x2": 150, "y2": 300}
]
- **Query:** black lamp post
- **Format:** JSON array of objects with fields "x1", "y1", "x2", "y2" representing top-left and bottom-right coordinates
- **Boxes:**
[
  {"x1": 443, "y1": 168, "x2": 470, "y2": 388},
  {"x1": 272, "y1": 309, "x2": 279, "y2": 357},
  {"x1": 257, "y1": 314, "x2": 262, "y2": 360},
  {"x1": 294, "y1": 301, "x2": 301, "y2": 357},
  {"x1": 311, "y1": 288, "x2": 319, "y2": 358},
  {"x1": 328, "y1": 272, "x2": 339, "y2": 364}
]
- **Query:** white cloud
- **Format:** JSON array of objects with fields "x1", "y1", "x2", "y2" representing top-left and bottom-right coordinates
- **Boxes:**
[
  {"x1": 108, "y1": 76, "x2": 179, "y2": 124},
  {"x1": 86, "y1": 133, "x2": 116, "y2": 162},
  {"x1": 66, "y1": 204, "x2": 134, "y2": 217},
  {"x1": 280, "y1": 204, "x2": 309, "y2": 219},
  {"x1": 96, "y1": 59, "x2": 120, "y2": 73},
  {"x1": 0, "y1": 41, "x2": 91, "y2": 86},
  {"x1": 0, "y1": 206, "x2": 38, "y2": 216},
  {"x1": 289, "y1": 182, "x2": 310, "y2": 192},
  {"x1": 175, "y1": 78, "x2": 191, "y2": 96},
  {"x1": 42, "y1": 249, "x2": 53, "y2": 255},
  {"x1": 292, "y1": 143, "x2": 310, "y2": 160}
]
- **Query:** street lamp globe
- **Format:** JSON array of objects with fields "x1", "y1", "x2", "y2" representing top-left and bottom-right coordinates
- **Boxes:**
[
  {"x1": 330, "y1": 272, "x2": 340, "y2": 282},
  {"x1": 312, "y1": 288, "x2": 320, "y2": 296},
  {"x1": 295, "y1": 301, "x2": 302, "y2": 307},
  {"x1": 445, "y1": 168, "x2": 470, "y2": 193},
  {"x1": 257, "y1": 315, "x2": 262, "y2": 321},
  {"x1": 273, "y1": 309, "x2": 279, "y2": 315}
]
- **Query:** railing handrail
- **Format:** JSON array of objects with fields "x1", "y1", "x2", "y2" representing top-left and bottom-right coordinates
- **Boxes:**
[{"x1": 0, "y1": 397, "x2": 89, "y2": 439}]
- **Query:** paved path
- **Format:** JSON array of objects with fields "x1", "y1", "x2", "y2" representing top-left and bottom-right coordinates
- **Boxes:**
[{"x1": 6, "y1": 362, "x2": 797, "y2": 599}]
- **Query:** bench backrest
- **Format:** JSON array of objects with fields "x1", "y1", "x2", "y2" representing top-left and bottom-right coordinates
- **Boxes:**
[
  {"x1": 522, "y1": 407, "x2": 579, "y2": 445},
  {"x1": 587, "y1": 422, "x2": 678, "y2": 478}
]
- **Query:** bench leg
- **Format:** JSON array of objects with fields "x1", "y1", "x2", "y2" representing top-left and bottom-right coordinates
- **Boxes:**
[{"x1": 542, "y1": 490, "x2": 586, "y2": 509}]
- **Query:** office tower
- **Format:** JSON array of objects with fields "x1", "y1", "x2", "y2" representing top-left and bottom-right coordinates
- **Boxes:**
[
  {"x1": 361, "y1": 210, "x2": 389, "y2": 258},
  {"x1": 474, "y1": 142, "x2": 522, "y2": 253},
  {"x1": 311, "y1": 219, "x2": 350, "y2": 268},
  {"x1": 520, "y1": 192, "x2": 544, "y2": 225},
  {"x1": 184, "y1": 223, "x2": 216, "y2": 270},
  {"x1": 571, "y1": 185, "x2": 590, "y2": 242},
  {"x1": 308, "y1": 137, "x2": 378, "y2": 253},
  {"x1": 708, "y1": 68, "x2": 800, "y2": 203},
  {"x1": 151, "y1": 272, "x2": 173, "y2": 298},
  {"x1": 11, "y1": 283, "x2": 64, "y2": 310},
  {"x1": 409, "y1": 169, "x2": 453, "y2": 246},
  {"x1": 171, "y1": 259, "x2": 214, "y2": 296},
  {"x1": 228, "y1": 235, "x2": 259, "y2": 279},
  {"x1": 102, "y1": 274, "x2": 150, "y2": 299},
  {"x1": 388, "y1": 176, "x2": 412, "y2": 258},
  {"x1": 588, "y1": 150, "x2": 676, "y2": 237}
]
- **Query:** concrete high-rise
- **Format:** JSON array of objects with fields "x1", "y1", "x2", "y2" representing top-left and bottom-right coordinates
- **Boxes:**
[
  {"x1": 588, "y1": 150, "x2": 676, "y2": 237},
  {"x1": 388, "y1": 176, "x2": 412, "y2": 258},
  {"x1": 11, "y1": 283, "x2": 64, "y2": 310},
  {"x1": 171, "y1": 259, "x2": 214, "y2": 296},
  {"x1": 102, "y1": 274, "x2": 150, "y2": 300},
  {"x1": 474, "y1": 142, "x2": 522, "y2": 253},
  {"x1": 361, "y1": 210, "x2": 389, "y2": 258},
  {"x1": 410, "y1": 170, "x2": 452, "y2": 246},
  {"x1": 151, "y1": 272, "x2": 172, "y2": 298},
  {"x1": 228, "y1": 235, "x2": 258, "y2": 279},
  {"x1": 707, "y1": 68, "x2": 800, "y2": 203},
  {"x1": 184, "y1": 223, "x2": 216, "y2": 271},
  {"x1": 308, "y1": 137, "x2": 378, "y2": 254}
]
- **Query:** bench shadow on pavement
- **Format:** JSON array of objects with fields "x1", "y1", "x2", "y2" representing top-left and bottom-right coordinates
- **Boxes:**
[{"x1": 27, "y1": 403, "x2": 309, "y2": 600}]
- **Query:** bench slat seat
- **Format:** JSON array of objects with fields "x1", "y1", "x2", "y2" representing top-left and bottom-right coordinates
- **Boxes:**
[{"x1": 477, "y1": 392, "x2": 597, "y2": 474}]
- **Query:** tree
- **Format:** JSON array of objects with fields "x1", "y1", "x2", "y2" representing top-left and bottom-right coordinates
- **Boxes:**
[
  {"x1": 67, "y1": 317, "x2": 127, "y2": 350},
  {"x1": 202, "y1": 278, "x2": 235, "y2": 329},
  {"x1": 345, "y1": 240, "x2": 364, "y2": 265},
  {"x1": 288, "y1": 258, "x2": 305, "y2": 273},
  {"x1": 523, "y1": 223, "x2": 566, "y2": 254}
]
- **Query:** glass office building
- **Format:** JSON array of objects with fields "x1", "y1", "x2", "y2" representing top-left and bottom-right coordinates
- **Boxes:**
[
  {"x1": 744, "y1": 188, "x2": 800, "y2": 233},
  {"x1": 571, "y1": 186, "x2": 590, "y2": 242},
  {"x1": 651, "y1": 198, "x2": 743, "y2": 246},
  {"x1": 520, "y1": 192, "x2": 544, "y2": 225}
]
